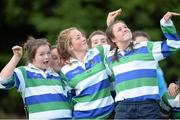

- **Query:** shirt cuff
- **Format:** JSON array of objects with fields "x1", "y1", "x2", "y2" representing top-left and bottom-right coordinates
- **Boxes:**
[{"x1": 160, "y1": 18, "x2": 173, "y2": 27}]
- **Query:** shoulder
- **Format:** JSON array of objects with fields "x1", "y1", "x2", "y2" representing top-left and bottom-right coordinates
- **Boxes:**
[
  {"x1": 14, "y1": 66, "x2": 27, "y2": 73},
  {"x1": 61, "y1": 63, "x2": 77, "y2": 74}
]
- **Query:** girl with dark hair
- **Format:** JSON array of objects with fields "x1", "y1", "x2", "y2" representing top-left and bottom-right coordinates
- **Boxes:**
[
  {"x1": 0, "y1": 37, "x2": 72, "y2": 119},
  {"x1": 105, "y1": 11, "x2": 180, "y2": 119}
]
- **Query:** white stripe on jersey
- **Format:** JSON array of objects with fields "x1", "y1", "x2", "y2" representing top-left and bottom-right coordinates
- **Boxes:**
[
  {"x1": 75, "y1": 70, "x2": 108, "y2": 95},
  {"x1": 115, "y1": 86, "x2": 159, "y2": 102},
  {"x1": 25, "y1": 85, "x2": 66, "y2": 97},
  {"x1": 113, "y1": 60, "x2": 157, "y2": 75},
  {"x1": 29, "y1": 109, "x2": 72, "y2": 119},
  {"x1": 74, "y1": 96, "x2": 114, "y2": 111}
]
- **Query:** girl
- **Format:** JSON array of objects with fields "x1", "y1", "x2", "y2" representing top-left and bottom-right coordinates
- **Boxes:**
[
  {"x1": 161, "y1": 78, "x2": 180, "y2": 119},
  {"x1": 50, "y1": 45, "x2": 63, "y2": 73},
  {"x1": 132, "y1": 30, "x2": 168, "y2": 97},
  {"x1": 88, "y1": 30, "x2": 109, "y2": 48},
  {"x1": 57, "y1": 28, "x2": 114, "y2": 119},
  {"x1": 0, "y1": 37, "x2": 72, "y2": 119},
  {"x1": 105, "y1": 11, "x2": 180, "y2": 119}
]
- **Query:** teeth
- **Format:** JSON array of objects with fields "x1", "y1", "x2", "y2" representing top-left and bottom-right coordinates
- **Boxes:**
[{"x1": 43, "y1": 61, "x2": 48, "y2": 64}]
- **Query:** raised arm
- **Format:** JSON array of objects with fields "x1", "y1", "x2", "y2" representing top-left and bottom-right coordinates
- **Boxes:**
[
  {"x1": 106, "y1": 8, "x2": 122, "y2": 26},
  {"x1": 162, "y1": 12, "x2": 180, "y2": 22},
  {"x1": 152, "y1": 11, "x2": 180, "y2": 61},
  {"x1": 0, "y1": 45, "x2": 22, "y2": 83},
  {"x1": 160, "y1": 12, "x2": 180, "y2": 41}
]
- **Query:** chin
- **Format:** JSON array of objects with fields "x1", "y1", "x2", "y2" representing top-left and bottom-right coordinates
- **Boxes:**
[
  {"x1": 125, "y1": 37, "x2": 132, "y2": 41},
  {"x1": 42, "y1": 65, "x2": 49, "y2": 70}
]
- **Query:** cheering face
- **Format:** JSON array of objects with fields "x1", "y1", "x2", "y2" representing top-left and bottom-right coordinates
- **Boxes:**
[
  {"x1": 32, "y1": 45, "x2": 51, "y2": 70},
  {"x1": 112, "y1": 22, "x2": 132, "y2": 43},
  {"x1": 91, "y1": 34, "x2": 108, "y2": 48},
  {"x1": 69, "y1": 29, "x2": 88, "y2": 52}
]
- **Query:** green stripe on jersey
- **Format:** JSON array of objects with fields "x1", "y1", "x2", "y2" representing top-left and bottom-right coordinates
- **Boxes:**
[
  {"x1": 162, "y1": 92, "x2": 180, "y2": 119},
  {"x1": 162, "y1": 92, "x2": 174, "y2": 106},
  {"x1": 69, "y1": 63, "x2": 105, "y2": 87},
  {"x1": 115, "y1": 78, "x2": 157, "y2": 92},
  {"x1": 72, "y1": 88, "x2": 110, "y2": 103},
  {"x1": 26, "y1": 79, "x2": 62, "y2": 87},
  {"x1": 28, "y1": 101, "x2": 71, "y2": 113},
  {"x1": 161, "y1": 25, "x2": 176, "y2": 34}
]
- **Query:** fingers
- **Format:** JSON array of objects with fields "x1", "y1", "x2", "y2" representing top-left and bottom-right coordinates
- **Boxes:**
[
  {"x1": 168, "y1": 83, "x2": 179, "y2": 97},
  {"x1": 107, "y1": 8, "x2": 122, "y2": 26},
  {"x1": 12, "y1": 45, "x2": 22, "y2": 51},
  {"x1": 12, "y1": 46, "x2": 23, "y2": 57},
  {"x1": 109, "y1": 8, "x2": 122, "y2": 16},
  {"x1": 168, "y1": 88, "x2": 177, "y2": 97},
  {"x1": 163, "y1": 11, "x2": 180, "y2": 21},
  {"x1": 163, "y1": 12, "x2": 172, "y2": 21}
]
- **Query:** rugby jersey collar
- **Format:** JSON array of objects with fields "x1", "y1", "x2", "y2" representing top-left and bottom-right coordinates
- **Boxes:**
[
  {"x1": 27, "y1": 63, "x2": 52, "y2": 74},
  {"x1": 69, "y1": 49, "x2": 94, "y2": 63},
  {"x1": 115, "y1": 42, "x2": 139, "y2": 56}
]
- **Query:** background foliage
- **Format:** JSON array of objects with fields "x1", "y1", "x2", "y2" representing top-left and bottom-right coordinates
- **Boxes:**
[{"x1": 0, "y1": 0, "x2": 179, "y2": 118}]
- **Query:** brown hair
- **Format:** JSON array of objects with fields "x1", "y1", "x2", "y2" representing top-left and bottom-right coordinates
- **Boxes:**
[
  {"x1": 132, "y1": 31, "x2": 150, "y2": 41},
  {"x1": 56, "y1": 27, "x2": 77, "y2": 64},
  {"x1": 88, "y1": 30, "x2": 108, "y2": 47},
  {"x1": 23, "y1": 36, "x2": 50, "y2": 63},
  {"x1": 50, "y1": 44, "x2": 57, "y2": 51}
]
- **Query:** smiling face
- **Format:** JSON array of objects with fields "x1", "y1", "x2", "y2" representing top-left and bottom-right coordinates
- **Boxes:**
[
  {"x1": 32, "y1": 45, "x2": 51, "y2": 70},
  {"x1": 68, "y1": 29, "x2": 88, "y2": 52},
  {"x1": 91, "y1": 34, "x2": 108, "y2": 48},
  {"x1": 112, "y1": 22, "x2": 132, "y2": 44}
]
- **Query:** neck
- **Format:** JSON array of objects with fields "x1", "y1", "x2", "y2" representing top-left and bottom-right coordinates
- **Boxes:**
[
  {"x1": 73, "y1": 50, "x2": 87, "y2": 62},
  {"x1": 116, "y1": 40, "x2": 131, "y2": 51}
]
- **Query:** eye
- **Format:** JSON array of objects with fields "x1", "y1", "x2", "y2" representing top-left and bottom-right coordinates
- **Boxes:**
[
  {"x1": 52, "y1": 55, "x2": 58, "y2": 60},
  {"x1": 40, "y1": 53, "x2": 44, "y2": 56},
  {"x1": 93, "y1": 42, "x2": 98, "y2": 45},
  {"x1": 102, "y1": 41, "x2": 106, "y2": 43},
  {"x1": 101, "y1": 39, "x2": 107, "y2": 43},
  {"x1": 118, "y1": 27, "x2": 122, "y2": 32},
  {"x1": 75, "y1": 34, "x2": 83, "y2": 40},
  {"x1": 76, "y1": 36, "x2": 81, "y2": 40}
]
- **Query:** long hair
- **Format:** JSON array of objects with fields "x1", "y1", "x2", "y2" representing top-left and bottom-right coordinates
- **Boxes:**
[{"x1": 57, "y1": 27, "x2": 76, "y2": 65}]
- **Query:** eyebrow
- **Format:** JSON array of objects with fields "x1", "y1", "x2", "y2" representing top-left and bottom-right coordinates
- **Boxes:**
[{"x1": 91, "y1": 39, "x2": 98, "y2": 42}]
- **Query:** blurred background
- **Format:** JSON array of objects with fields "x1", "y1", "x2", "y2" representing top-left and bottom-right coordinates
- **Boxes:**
[{"x1": 0, "y1": 0, "x2": 179, "y2": 118}]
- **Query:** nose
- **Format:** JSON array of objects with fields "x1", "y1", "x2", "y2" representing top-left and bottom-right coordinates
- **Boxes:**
[{"x1": 44, "y1": 53, "x2": 50, "y2": 59}]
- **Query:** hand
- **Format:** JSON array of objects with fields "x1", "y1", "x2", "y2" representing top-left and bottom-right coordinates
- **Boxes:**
[
  {"x1": 12, "y1": 46, "x2": 23, "y2": 58},
  {"x1": 163, "y1": 12, "x2": 180, "y2": 22},
  {"x1": 168, "y1": 83, "x2": 179, "y2": 97},
  {"x1": 107, "y1": 8, "x2": 122, "y2": 26}
]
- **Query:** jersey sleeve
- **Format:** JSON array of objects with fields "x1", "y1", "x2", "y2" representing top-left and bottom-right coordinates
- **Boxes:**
[{"x1": 151, "y1": 18, "x2": 180, "y2": 61}]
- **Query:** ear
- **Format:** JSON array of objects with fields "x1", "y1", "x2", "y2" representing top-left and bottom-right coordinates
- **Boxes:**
[{"x1": 68, "y1": 44, "x2": 74, "y2": 51}]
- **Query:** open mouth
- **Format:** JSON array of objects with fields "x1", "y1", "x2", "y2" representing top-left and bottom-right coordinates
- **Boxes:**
[{"x1": 43, "y1": 61, "x2": 49, "y2": 65}]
